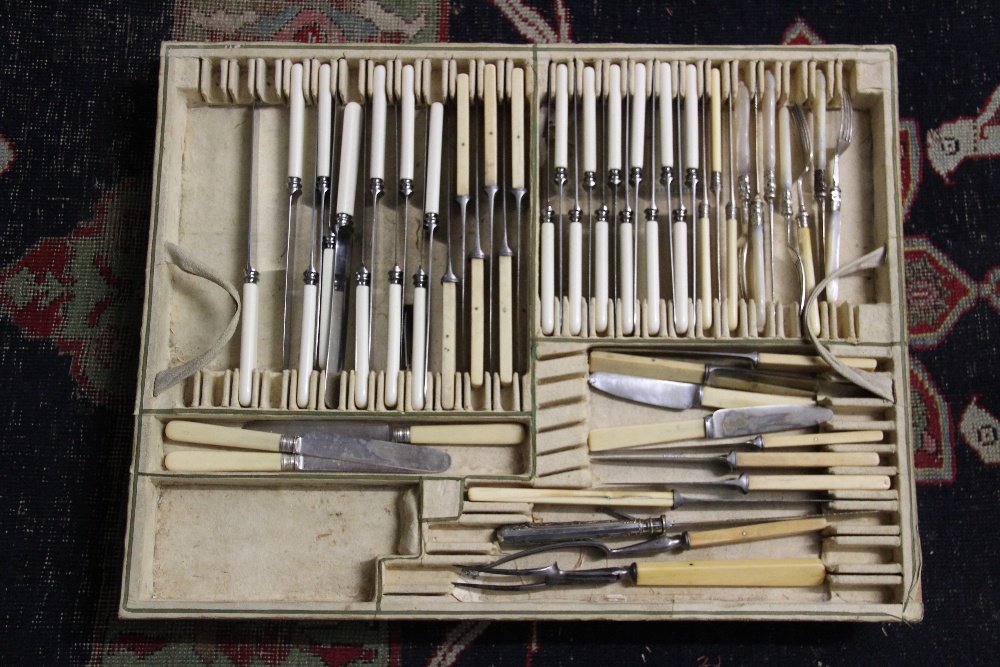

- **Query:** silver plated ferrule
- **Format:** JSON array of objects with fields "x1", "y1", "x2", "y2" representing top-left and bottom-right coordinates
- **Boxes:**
[
  {"x1": 303, "y1": 269, "x2": 319, "y2": 286},
  {"x1": 764, "y1": 171, "x2": 776, "y2": 203},
  {"x1": 673, "y1": 206, "x2": 687, "y2": 225},
  {"x1": 388, "y1": 263, "x2": 404, "y2": 284},
  {"x1": 569, "y1": 207, "x2": 582, "y2": 223},
  {"x1": 750, "y1": 198, "x2": 764, "y2": 228},
  {"x1": 781, "y1": 189, "x2": 794, "y2": 218},
  {"x1": 355, "y1": 266, "x2": 371, "y2": 286},
  {"x1": 391, "y1": 425, "x2": 411, "y2": 443},
  {"x1": 335, "y1": 212, "x2": 353, "y2": 230},
  {"x1": 278, "y1": 435, "x2": 298, "y2": 454},
  {"x1": 645, "y1": 205, "x2": 658, "y2": 222},
  {"x1": 413, "y1": 270, "x2": 428, "y2": 288},
  {"x1": 583, "y1": 171, "x2": 597, "y2": 191},
  {"x1": 629, "y1": 166, "x2": 642, "y2": 188},
  {"x1": 797, "y1": 209, "x2": 811, "y2": 230},
  {"x1": 323, "y1": 234, "x2": 336, "y2": 249},
  {"x1": 399, "y1": 178, "x2": 413, "y2": 199},
  {"x1": 660, "y1": 165, "x2": 673, "y2": 190},
  {"x1": 595, "y1": 204, "x2": 609, "y2": 222},
  {"x1": 619, "y1": 207, "x2": 634, "y2": 225},
  {"x1": 280, "y1": 453, "x2": 298, "y2": 472},
  {"x1": 422, "y1": 211, "x2": 438, "y2": 233},
  {"x1": 813, "y1": 169, "x2": 828, "y2": 198},
  {"x1": 554, "y1": 166, "x2": 567, "y2": 187},
  {"x1": 287, "y1": 176, "x2": 302, "y2": 197},
  {"x1": 697, "y1": 202, "x2": 710, "y2": 219},
  {"x1": 738, "y1": 174, "x2": 751, "y2": 204},
  {"x1": 541, "y1": 205, "x2": 555, "y2": 224},
  {"x1": 608, "y1": 168, "x2": 622, "y2": 188},
  {"x1": 829, "y1": 185, "x2": 843, "y2": 212},
  {"x1": 725, "y1": 201, "x2": 737, "y2": 220},
  {"x1": 370, "y1": 176, "x2": 384, "y2": 198},
  {"x1": 684, "y1": 167, "x2": 698, "y2": 190},
  {"x1": 245, "y1": 267, "x2": 260, "y2": 284},
  {"x1": 710, "y1": 171, "x2": 722, "y2": 196}
]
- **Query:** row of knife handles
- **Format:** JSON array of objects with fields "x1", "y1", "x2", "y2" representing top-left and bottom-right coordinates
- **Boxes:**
[{"x1": 198, "y1": 55, "x2": 862, "y2": 413}]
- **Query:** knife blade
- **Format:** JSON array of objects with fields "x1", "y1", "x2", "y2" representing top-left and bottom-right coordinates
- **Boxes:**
[
  {"x1": 164, "y1": 421, "x2": 451, "y2": 473},
  {"x1": 589, "y1": 371, "x2": 814, "y2": 410},
  {"x1": 587, "y1": 404, "x2": 834, "y2": 452},
  {"x1": 466, "y1": 486, "x2": 837, "y2": 508},
  {"x1": 243, "y1": 420, "x2": 525, "y2": 446}
]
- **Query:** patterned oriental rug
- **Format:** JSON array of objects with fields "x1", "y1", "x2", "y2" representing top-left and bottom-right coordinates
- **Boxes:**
[{"x1": 1, "y1": 1, "x2": 997, "y2": 664}]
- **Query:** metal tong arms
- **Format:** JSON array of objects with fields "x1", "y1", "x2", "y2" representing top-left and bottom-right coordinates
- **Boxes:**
[
  {"x1": 488, "y1": 515, "x2": 831, "y2": 564},
  {"x1": 457, "y1": 557, "x2": 827, "y2": 591}
]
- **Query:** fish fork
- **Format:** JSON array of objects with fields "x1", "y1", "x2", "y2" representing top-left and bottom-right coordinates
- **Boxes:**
[
  {"x1": 791, "y1": 104, "x2": 821, "y2": 334},
  {"x1": 826, "y1": 91, "x2": 854, "y2": 302}
]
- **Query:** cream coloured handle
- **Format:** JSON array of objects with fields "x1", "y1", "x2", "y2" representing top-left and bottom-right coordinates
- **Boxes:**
[
  {"x1": 384, "y1": 280, "x2": 403, "y2": 408},
  {"x1": 467, "y1": 486, "x2": 676, "y2": 507},
  {"x1": 484, "y1": 63, "x2": 499, "y2": 186},
  {"x1": 411, "y1": 284, "x2": 428, "y2": 410},
  {"x1": 287, "y1": 63, "x2": 304, "y2": 180},
  {"x1": 746, "y1": 474, "x2": 891, "y2": 492},
  {"x1": 594, "y1": 218, "x2": 609, "y2": 333},
  {"x1": 296, "y1": 283, "x2": 318, "y2": 408},
  {"x1": 619, "y1": 219, "x2": 635, "y2": 335},
  {"x1": 757, "y1": 352, "x2": 878, "y2": 372},
  {"x1": 686, "y1": 517, "x2": 829, "y2": 549},
  {"x1": 726, "y1": 215, "x2": 739, "y2": 331},
  {"x1": 409, "y1": 423, "x2": 526, "y2": 446},
  {"x1": 238, "y1": 281, "x2": 258, "y2": 407},
  {"x1": 589, "y1": 350, "x2": 705, "y2": 384},
  {"x1": 634, "y1": 558, "x2": 826, "y2": 587},
  {"x1": 645, "y1": 218, "x2": 660, "y2": 334},
  {"x1": 798, "y1": 225, "x2": 821, "y2": 334},
  {"x1": 165, "y1": 451, "x2": 282, "y2": 472},
  {"x1": 470, "y1": 257, "x2": 486, "y2": 385},
  {"x1": 539, "y1": 222, "x2": 555, "y2": 335},
  {"x1": 568, "y1": 220, "x2": 583, "y2": 335},
  {"x1": 441, "y1": 280, "x2": 457, "y2": 409},
  {"x1": 733, "y1": 451, "x2": 880, "y2": 468},
  {"x1": 498, "y1": 254, "x2": 514, "y2": 382},
  {"x1": 317, "y1": 246, "x2": 335, "y2": 370},
  {"x1": 164, "y1": 421, "x2": 282, "y2": 452},
  {"x1": 588, "y1": 419, "x2": 706, "y2": 452},
  {"x1": 760, "y1": 429, "x2": 884, "y2": 448},
  {"x1": 697, "y1": 213, "x2": 712, "y2": 329},
  {"x1": 510, "y1": 68, "x2": 526, "y2": 190},
  {"x1": 353, "y1": 282, "x2": 370, "y2": 409},
  {"x1": 455, "y1": 73, "x2": 470, "y2": 197},
  {"x1": 699, "y1": 385, "x2": 814, "y2": 409},
  {"x1": 748, "y1": 221, "x2": 766, "y2": 330},
  {"x1": 671, "y1": 219, "x2": 689, "y2": 334}
]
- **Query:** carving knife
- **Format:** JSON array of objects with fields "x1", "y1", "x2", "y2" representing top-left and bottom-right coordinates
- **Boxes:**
[
  {"x1": 588, "y1": 404, "x2": 834, "y2": 451},
  {"x1": 164, "y1": 421, "x2": 451, "y2": 473},
  {"x1": 243, "y1": 419, "x2": 526, "y2": 446},
  {"x1": 589, "y1": 371, "x2": 814, "y2": 409}
]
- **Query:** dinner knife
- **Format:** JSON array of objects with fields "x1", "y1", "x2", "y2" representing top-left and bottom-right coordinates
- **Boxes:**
[
  {"x1": 164, "y1": 450, "x2": 430, "y2": 474},
  {"x1": 164, "y1": 421, "x2": 451, "y2": 473},
  {"x1": 588, "y1": 404, "x2": 834, "y2": 452},
  {"x1": 243, "y1": 420, "x2": 525, "y2": 446},
  {"x1": 589, "y1": 371, "x2": 814, "y2": 409}
]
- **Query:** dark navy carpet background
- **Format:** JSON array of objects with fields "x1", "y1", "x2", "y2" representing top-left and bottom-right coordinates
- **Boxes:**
[{"x1": 1, "y1": 1, "x2": 998, "y2": 664}]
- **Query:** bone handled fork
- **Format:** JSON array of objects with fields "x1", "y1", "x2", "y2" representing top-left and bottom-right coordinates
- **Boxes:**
[{"x1": 826, "y1": 89, "x2": 854, "y2": 302}]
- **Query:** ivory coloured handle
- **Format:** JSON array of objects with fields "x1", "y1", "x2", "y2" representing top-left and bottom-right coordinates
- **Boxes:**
[
  {"x1": 589, "y1": 350, "x2": 705, "y2": 384},
  {"x1": 760, "y1": 429, "x2": 884, "y2": 448},
  {"x1": 697, "y1": 213, "x2": 712, "y2": 329},
  {"x1": 409, "y1": 423, "x2": 526, "y2": 446},
  {"x1": 165, "y1": 451, "x2": 282, "y2": 473},
  {"x1": 470, "y1": 257, "x2": 485, "y2": 385},
  {"x1": 588, "y1": 419, "x2": 706, "y2": 452},
  {"x1": 384, "y1": 280, "x2": 403, "y2": 408},
  {"x1": 164, "y1": 421, "x2": 282, "y2": 452},
  {"x1": 825, "y1": 208, "x2": 842, "y2": 302},
  {"x1": 734, "y1": 451, "x2": 880, "y2": 468},
  {"x1": 685, "y1": 516, "x2": 829, "y2": 549},
  {"x1": 238, "y1": 281, "x2": 258, "y2": 407},
  {"x1": 568, "y1": 219, "x2": 583, "y2": 335},
  {"x1": 455, "y1": 73, "x2": 470, "y2": 197},
  {"x1": 726, "y1": 214, "x2": 739, "y2": 331},
  {"x1": 498, "y1": 254, "x2": 514, "y2": 382},
  {"x1": 411, "y1": 284, "x2": 428, "y2": 410},
  {"x1": 746, "y1": 474, "x2": 891, "y2": 492},
  {"x1": 441, "y1": 280, "x2": 457, "y2": 409},
  {"x1": 353, "y1": 283, "x2": 370, "y2": 409},
  {"x1": 296, "y1": 282, "x2": 318, "y2": 409},
  {"x1": 510, "y1": 68, "x2": 526, "y2": 190},
  {"x1": 757, "y1": 351, "x2": 878, "y2": 372},
  {"x1": 700, "y1": 385, "x2": 814, "y2": 409},
  {"x1": 467, "y1": 487, "x2": 676, "y2": 507},
  {"x1": 634, "y1": 558, "x2": 827, "y2": 587},
  {"x1": 796, "y1": 225, "x2": 821, "y2": 335}
]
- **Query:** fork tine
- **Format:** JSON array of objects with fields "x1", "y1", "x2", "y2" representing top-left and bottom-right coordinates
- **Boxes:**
[{"x1": 838, "y1": 91, "x2": 853, "y2": 151}]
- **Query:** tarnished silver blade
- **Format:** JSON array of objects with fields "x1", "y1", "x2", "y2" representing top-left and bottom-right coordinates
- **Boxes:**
[
  {"x1": 298, "y1": 432, "x2": 450, "y2": 473},
  {"x1": 292, "y1": 455, "x2": 420, "y2": 474},
  {"x1": 589, "y1": 372, "x2": 700, "y2": 409},
  {"x1": 245, "y1": 420, "x2": 392, "y2": 441},
  {"x1": 705, "y1": 404, "x2": 834, "y2": 439}
]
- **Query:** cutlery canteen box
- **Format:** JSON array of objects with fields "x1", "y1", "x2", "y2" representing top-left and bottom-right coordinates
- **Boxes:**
[{"x1": 122, "y1": 42, "x2": 922, "y2": 621}]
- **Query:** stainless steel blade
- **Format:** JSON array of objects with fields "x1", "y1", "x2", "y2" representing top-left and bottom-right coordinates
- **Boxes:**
[
  {"x1": 290, "y1": 454, "x2": 420, "y2": 474},
  {"x1": 245, "y1": 420, "x2": 391, "y2": 441},
  {"x1": 589, "y1": 372, "x2": 700, "y2": 409},
  {"x1": 298, "y1": 432, "x2": 450, "y2": 473},
  {"x1": 705, "y1": 404, "x2": 834, "y2": 439}
]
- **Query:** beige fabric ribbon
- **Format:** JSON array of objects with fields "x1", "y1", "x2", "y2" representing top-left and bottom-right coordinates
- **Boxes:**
[
  {"x1": 152, "y1": 242, "x2": 241, "y2": 396},
  {"x1": 802, "y1": 245, "x2": 895, "y2": 402}
]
